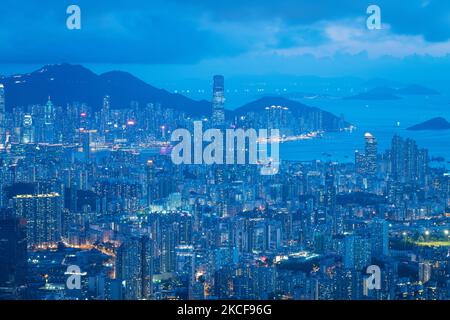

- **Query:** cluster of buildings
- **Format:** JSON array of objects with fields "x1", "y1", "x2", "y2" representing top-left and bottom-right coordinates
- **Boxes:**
[{"x1": 0, "y1": 76, "x2": 450, "y2": 300}]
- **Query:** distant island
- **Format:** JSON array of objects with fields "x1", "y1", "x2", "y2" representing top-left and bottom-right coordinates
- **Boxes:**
[
  {"x1": 397, "y1": 84, "x2": 439, "y2": 95},
  {"x1": 345, "y1": 84, "x2": 439, "y2": 101},
  {"x1": 344, "y1": 87, "x2": 400, "y2": 100},
  {"x1": 407, "y1": 117, "x2": 450, "y2": 131}
]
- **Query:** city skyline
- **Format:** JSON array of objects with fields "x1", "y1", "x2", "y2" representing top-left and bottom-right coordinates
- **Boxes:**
[
  {"x1": 1, "y1": 68, "x2": 449, "y2": 301},
  {"x1": 1, "y1": 1, "x2": 450, "y2": 305}
]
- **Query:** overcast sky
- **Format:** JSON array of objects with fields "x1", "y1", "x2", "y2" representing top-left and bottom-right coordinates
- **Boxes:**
[{"x1": 0, "y1": 0, "x2": 449, "y2": 84}]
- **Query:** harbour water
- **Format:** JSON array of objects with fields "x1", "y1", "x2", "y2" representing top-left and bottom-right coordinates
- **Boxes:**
[{"x1": 280, "y1": 94, "x2": 450, "y2": 167}]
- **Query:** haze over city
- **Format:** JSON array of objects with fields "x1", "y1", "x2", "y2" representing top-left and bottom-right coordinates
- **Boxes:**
[{"x1": 0, "y1": 0, "x2": 450, "y2": 304}]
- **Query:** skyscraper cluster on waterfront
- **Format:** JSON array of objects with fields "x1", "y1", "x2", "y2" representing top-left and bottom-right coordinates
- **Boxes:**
[{"x1": 0, "y1": 73, "x2": 450, "y2": 301}]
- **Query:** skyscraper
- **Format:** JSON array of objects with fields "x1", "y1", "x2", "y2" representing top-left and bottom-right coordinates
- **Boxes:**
[
  {"x1": 22, "y1": 114, "x2": 34, "y2": 144},
  {"x1": 212, "y1": 75, "x2": 225, "y2": 127},
  {"x1": 175, "y1": 245, "x2": 196, "y2": 299},
  {"x1": 13, "y1": 193, "x2": 62, "y2": 247},
  {"x1": 370, "y1": 218, "x2": 389, "y2": 257},
  {"x1": 116, "y1": 234, "x2": 153, "y2": 300},
  {"x1": 0, "y1": 84, "x2": 5, "y2": 137},
  {"x1": 389, "y1": 135, "x2": 428, "y2": 183},
  {"x1": 364, "y1": 132, "x2": 377, "y2": 177},
  {"x1": 324, "y1": 172, "x2": 338, "y2": 234},
  {"x1": 355, "y1": 150, "x2": 365, "y2": 175},
  {"x1": 101, "y1": 95, "x2": 111, "y2": 132},
  {"x1": 353, "y1": 234, "x2": 371, "y2": 271},
  {"x1": 419, "y1": 262, "x2": 432, "y2": 284},
  {"x1": 44, "y1": 97, "x2": 54, "y2": 125},
  {"x1": 355, "y1": 133, "x2": 378, "y2": 177},
  {"x1": 146, "y1": 160, "x2": 155, "y2": 206},
  {"x1": 341, "y1": 232, "x2": 371, "y2": 271},
  {"x1": 43, "y1": 97, "x2": 56, "y2": 143},
  {"x1": 81, "y1": 130, "x2": 91, "y2": 160}
]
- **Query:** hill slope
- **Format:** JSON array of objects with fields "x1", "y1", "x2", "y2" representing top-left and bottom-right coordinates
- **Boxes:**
[
  {"x1": 0, "y1": 64, "x2": 211, "y2": 116},
  {"x1": 232, "y1": 96, "x2": 348, "y2": 131},
  {"x1": 407, "y1": 117, "x2": 450, "y2": 131}
]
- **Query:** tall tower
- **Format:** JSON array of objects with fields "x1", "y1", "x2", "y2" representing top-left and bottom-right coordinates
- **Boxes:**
[
  {"x1": 0, "y1": 84, "x2": 5, "y2": 134},
  {"x1": 364, "y1": 132, "x2": 377, "y2": 176},
  {"x1": 212, "y1": 75, "x2": 225, "y2": 127},
  {"x1": 102, "y1": 95, "x2": 110, "y2": 114},
  {"x1": 146, "y1": 160, "x2": 155, "y2": 206},
  {"x1": 44, "y1": 97, "x2": 54, "y2": 125},
  {"x1": 43, "y1": 97, "x2": 55, "y2": 143},
  {"x1": 324, "y1": 171, "x2": 338, "y2": 234},
  {"x1": 101, "y1": 95, "x2": 110, "y2": 132}
]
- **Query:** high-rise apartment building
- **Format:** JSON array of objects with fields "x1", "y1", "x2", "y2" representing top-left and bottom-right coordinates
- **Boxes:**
[
  {"x1": 116, "y1": 234, "x2": 153, "y2": 300},
  {"x1": 13, "y1": 193, "x2": 62, "y2": 247},
  {"x1": 370, "y1": 218, "x2": 389, "y2": 256},
  {"x1": 390, "y1": 135, "x2": 428, "y2": 183},
  {"x1": 0, "y1": 84, "x2": 5, "y2": 140}
]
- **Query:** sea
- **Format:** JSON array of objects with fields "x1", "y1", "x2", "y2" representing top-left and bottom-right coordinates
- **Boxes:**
[{"x1": 278, "y1": 94, "x2": 450, "y2": 168}]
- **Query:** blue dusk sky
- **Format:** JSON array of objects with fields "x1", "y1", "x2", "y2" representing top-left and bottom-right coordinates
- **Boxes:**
[{"x1": 0, "y1": 0, "x2": 449, "y2": 85}]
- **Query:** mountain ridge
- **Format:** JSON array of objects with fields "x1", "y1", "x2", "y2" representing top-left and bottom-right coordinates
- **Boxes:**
[
  {"x1": 0, "y1": 64, "x2": 346, "y2": 131},
  {"x1": 0, "y1": 63, "x2": 211, "y2": 117},
  {"x1": 232, "y1": 96, "x2": 349, "y2": 131}
]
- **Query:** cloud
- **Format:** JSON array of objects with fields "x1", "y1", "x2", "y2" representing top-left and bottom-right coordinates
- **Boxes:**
[
  {"x1": 271, "y1": 20, "x2": 450, "y2": 59},
  {"x1": 189, "y1": 0, "x2": 450, "y2": 43},
  {"x1": 0, "y1": 0, "x2": 449, "y2": 64},
  {"x1": 0, "y1": 0, "x2": 244, "y2": 64}
]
